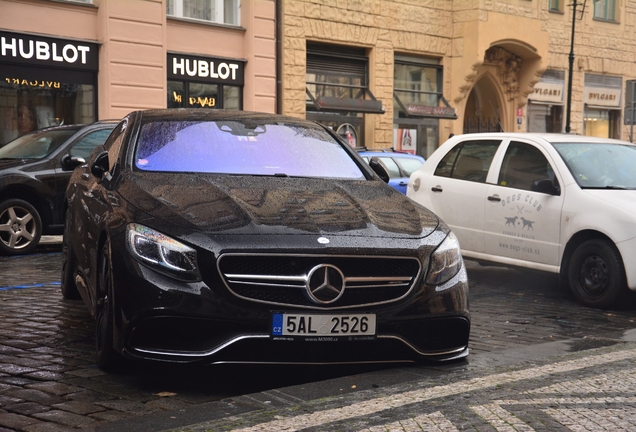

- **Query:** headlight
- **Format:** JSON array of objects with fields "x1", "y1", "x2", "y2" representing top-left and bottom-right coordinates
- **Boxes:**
[
  {"x1": 425, "y1": 231, "x2": 463, "y2": 285},
  {"x1": 126, "y1": 223, "x2": 201, "y2": 281}
]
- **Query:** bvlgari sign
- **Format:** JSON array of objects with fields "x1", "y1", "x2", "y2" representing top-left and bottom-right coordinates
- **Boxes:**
[
  {"x1": 168, "y1": 53, "x2": 244, "y2": 86},
  {"x1": 0, "y1": 31, "x2": 98, "y2": 70}
]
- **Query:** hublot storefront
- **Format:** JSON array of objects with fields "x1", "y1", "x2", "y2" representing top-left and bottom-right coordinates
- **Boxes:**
[
  {"x1": 167, "y1": 52, "x2": 245, "y2": 110},
  {"x1": 0, "y1": 30, "x2": 98, "y2": 146}
]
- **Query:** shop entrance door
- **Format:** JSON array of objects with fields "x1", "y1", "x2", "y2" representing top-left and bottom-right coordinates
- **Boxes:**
[{"x1": 393, "y1": 122, "x2": 438, "y2": 158}]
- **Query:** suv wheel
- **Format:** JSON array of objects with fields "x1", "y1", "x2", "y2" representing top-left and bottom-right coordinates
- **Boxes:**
[{"x1": 0, "y1": 199, "x2": 42, "y2": 255}]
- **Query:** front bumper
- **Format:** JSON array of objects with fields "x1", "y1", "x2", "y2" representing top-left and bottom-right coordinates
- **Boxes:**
[{"x1": 109, "y1": 236, "x2": 470, "y2": 365}]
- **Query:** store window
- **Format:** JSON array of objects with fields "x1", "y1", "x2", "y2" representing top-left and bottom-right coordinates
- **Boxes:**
[
  {"x1": 167, "y1": 53, "x2": 244, "y2": 110},
  {"x1": 527, "y1": 70, "x2": 564, "y2": 133},
  {"x1": 167, "y1": 0, "x2": 240, "y2": 26},
  {"x1": 584, "y1": 109, "x2": 621, "y2": 138},
  {"x1": 0, "y1": 31, "x2": 98, "y2": 146},
  {"x1": 583, "y1": 74, "x2": 622, "y2": 139},
  {"x1": 306, "y1": 43, "x2": 384, "y2": 148},
  {"x1": 594, "y1": 0, "x2": 617, "y2": 21}
]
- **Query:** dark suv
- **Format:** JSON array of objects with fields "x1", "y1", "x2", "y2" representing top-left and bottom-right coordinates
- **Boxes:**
[{"x1": 0, "y1": 121, "x2": 117, "y2": 255}]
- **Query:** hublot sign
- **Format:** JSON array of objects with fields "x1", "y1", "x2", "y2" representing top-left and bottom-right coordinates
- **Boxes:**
[
  {"x1": 0, "y1": 31, "x2": 98, "y2": 70},
  {"x1": 168, "y1": 53, "x2": 244, "y2": 86}
]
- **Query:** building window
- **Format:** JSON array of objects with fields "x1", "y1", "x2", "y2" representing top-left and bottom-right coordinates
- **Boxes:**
[
  {"x1": 594, "y1": 0, "x2": 617, "y2": 21},
  {"x1": 393, "y1": 57, "x2": 442, "y2": 116},
  {"x1": 548, "y1": 0, "x2": 562, "y2": 12},
  {"x1": 167, "y1": 0, "x2": 240, "y2": 26},
  {"x1": 306, "y1": 43, "x2": 383, "y2": 148}
]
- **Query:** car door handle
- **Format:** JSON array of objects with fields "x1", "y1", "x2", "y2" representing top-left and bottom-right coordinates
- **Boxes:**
[
  {"x1": 431, "y1": 185, "x2": 443, "y2": 193},
  {"x1": 487, "y1": 195, "x2": 501, "y2": 202},
  {"x1": 399, "y1": 181, "x2": 408, "y2": 186}
]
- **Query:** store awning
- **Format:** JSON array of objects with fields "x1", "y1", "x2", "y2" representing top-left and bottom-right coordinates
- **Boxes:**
[
  {"x1": 306, "y1": 88, "x2": 385, "y2": 114},
  {"x1": 394, "y1": 93, "x2": 457, "y2": 119}
]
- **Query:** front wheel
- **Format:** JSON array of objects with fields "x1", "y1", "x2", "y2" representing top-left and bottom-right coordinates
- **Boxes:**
[
  {"x1": 568, "y1": 239, "x2": 625, "y2": 309},
  {"x1": 0, "y1": 199, "x2": 42, "y2": 255},
  {"x1": 61, "y1": 215, "x2": 80, "y2": 299},
  {"x1": 95, "y1": 240, "x2": 121, "y2": 371}
]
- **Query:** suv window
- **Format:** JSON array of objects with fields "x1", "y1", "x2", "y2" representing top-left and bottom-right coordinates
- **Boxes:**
[
  {"x1": 70, "y1": 129, "x2": 114, "y2": 159},
  {"x1": 434, "y1": 140, "x2": 500, "y2": 182},
  {"x1": 498, "y1": 141, "x2": 555, "y2": 191}
]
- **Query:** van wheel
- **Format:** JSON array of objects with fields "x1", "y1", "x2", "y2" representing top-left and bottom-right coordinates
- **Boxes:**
[
  {"x1": 0, "y1": 199, "x2": 42, "y2": 255},
  {"x1": 568, "y1": 239, "x2": 625, "y2": 309}
]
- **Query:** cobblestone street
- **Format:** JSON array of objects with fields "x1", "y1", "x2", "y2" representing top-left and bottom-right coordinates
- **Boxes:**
[{"x1": 0, "y1": 243, "x2": 635, "y2": 431}]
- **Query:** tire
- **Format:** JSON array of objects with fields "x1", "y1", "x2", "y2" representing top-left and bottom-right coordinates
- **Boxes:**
[
  {"x1": 60, "y1": 216, "x2": 80, "y2": 300},
  {"x1": 0, "y1": 199, "x2": 42, "y2": 256},
  {"x1": 95, "y1": 240, "x2": 121, "y2": 371},
  {"x1": 568, "y1": 239, "x2": 626, "y2": 309}
]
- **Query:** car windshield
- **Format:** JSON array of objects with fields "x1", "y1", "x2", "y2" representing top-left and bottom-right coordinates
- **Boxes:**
[
  {"x1": 0, "y1": 128, "x2": 80, "y2": 159},
  {"x1": 396, "y1": 158, "x2": 424, "y2": 176},
  {"x1": 553, "y1": 142, "x2": 636, "y2": 189},
  {"x1": 135, "y1": 120, "x2": 366, "y2": 179}
]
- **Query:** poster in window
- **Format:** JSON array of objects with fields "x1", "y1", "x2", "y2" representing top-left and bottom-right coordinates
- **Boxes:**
[{"x1": 394, "y1": 128, "x2": 416, "y2": 154}]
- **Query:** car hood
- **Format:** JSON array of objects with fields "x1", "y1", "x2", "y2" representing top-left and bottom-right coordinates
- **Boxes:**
[
  {"x1": 582, "y1": 189, "x2": 636, "y2": 214},
  {"x1": 0, "y1": 158, "x2": 31, "y2": 171},
  {"x1": 117, "y1": 172, "x2": 438, "y2": 238}
]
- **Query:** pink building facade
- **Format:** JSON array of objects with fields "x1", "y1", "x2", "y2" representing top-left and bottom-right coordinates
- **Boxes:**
[{"x1": 0, "y1": 0, "x2": 277, "y2": 146}]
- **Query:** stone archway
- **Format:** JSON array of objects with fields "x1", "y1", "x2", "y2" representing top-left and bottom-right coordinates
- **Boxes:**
[{"x1": 463, "y1": 72, "x2": 505, "y2": 134}]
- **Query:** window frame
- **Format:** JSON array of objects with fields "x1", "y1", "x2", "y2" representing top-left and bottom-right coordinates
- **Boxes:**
[
  {"x1": 548, "y1": 0, "x2": 563, "y2": 13},
  {"x1": 593, "y1": 0, "x2": 618, "y2": 22},
  {"x1": 166, "y1": 0, "x2": 240, "y2": 26}
]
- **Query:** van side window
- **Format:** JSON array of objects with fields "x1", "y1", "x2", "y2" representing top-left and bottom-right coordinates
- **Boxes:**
[
  {"x1": 434, "y1": 140, "x2": 500, "y2": 183},
  {"x1": 499, "y1": 141, "x2": 555, "y2": 191}
]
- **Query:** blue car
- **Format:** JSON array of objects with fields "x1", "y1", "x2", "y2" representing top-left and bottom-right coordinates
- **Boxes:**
[{"x1": 358, "y1": 150, "x2": 425, "y2": 194}]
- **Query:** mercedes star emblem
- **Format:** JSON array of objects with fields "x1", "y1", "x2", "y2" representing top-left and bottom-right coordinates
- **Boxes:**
[{"x1": 306, "y1": 264, "x2": 345, "y2": 304}]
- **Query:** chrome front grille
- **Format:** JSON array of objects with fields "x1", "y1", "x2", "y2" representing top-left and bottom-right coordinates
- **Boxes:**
[{"x1": 217, "y1": 254, "x2": 422, "y2": 310}]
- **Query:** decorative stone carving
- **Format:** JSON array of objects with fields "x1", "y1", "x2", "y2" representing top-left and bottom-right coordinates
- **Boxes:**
[{"x1": 485, "y1": 46, "x2": 523, "y2": 101}]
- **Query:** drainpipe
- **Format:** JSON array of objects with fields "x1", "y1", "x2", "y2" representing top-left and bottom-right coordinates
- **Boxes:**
[{"x1": 276, "y1": 0, "x2": 283, "y2": 114}]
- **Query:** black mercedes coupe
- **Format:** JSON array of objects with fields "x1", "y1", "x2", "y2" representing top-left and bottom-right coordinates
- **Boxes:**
[{"x1": 62, "y1": 109, "x2": 470, "y2": 370}]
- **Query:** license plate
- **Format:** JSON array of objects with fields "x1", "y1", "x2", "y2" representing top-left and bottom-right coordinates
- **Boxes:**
[{"x1": 272, "y1": 313, "x2": 376, "y2": 336}]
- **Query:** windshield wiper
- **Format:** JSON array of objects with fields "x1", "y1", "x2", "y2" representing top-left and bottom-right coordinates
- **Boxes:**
[{"x1": 582, "y1": 185, "x2": 630, "y2": 190}]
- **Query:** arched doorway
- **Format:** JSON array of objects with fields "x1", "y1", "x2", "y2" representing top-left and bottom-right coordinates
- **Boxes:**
[{"x1": 463, "y1": 74, "x2": 504, "y2": 133}]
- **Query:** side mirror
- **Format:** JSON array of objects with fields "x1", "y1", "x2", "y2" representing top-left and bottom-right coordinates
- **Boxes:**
[
  {"x1": 90, "y1": 151, "x2": 109, "y2": 179},
  {"x1": 531, "y1": 178, "x2": 560, "y2": 195},
  {"x1": 61, "y1": 154, "x2": 86, "y2": 170},
  {"x1": 369, "y1": 157, "x2": 390, "y2": 183}
]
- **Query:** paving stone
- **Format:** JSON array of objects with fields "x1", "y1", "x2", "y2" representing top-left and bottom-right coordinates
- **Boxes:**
[
  {"x1": 0, "y1": 376, "x2": 39, "y2": 386},
  {"x1": 9, "y1": 389, "x2": 65, "y2": 405},
  {"x1": 63, "y1": 368, "x2": 107, "y2": 378},
  {"x1": 0, "y1": 363, "x2": 39, "y2": 375},
  {"x1": 0, "y1": 395, "x2": 22, "y2": 407},
  {"x1": 51, "y1": 400, "x2": 106, "y2": 415},
  {"x1": 23, "y1": 422, "x2": 76, "y2": 432},
  {"x1": 65, "y1": 390, "x2": 117, "y2": 403},
  {"x1": 88, "y1": 410, "x2": 134, "y2": 422},
  {"x1": 0, "y1": 412, "x2": 40, "y2": 429},
  {"x1": 32, "y1": 410, "x2": 96, "y2": 427},
  {"x1": 25, "y1": 382, "x2": 82, "y2": 396},
  {"x1": 4, "y1": 401, "x2": 50, "y2": 415},
  {"x1": 145, "y1": 397, "x2": 194, "y2": 411},
  {"x1": 95, "y1": 399, "x2": 159, "y2": 415},
  {"x1": 24, "y1": 371, "x2": 67, "y2": 381}
]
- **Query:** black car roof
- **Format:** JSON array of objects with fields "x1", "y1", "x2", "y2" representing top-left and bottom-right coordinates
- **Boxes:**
[{"x1": 136, "y1": 108, "x2": 316, "y2": 125}]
